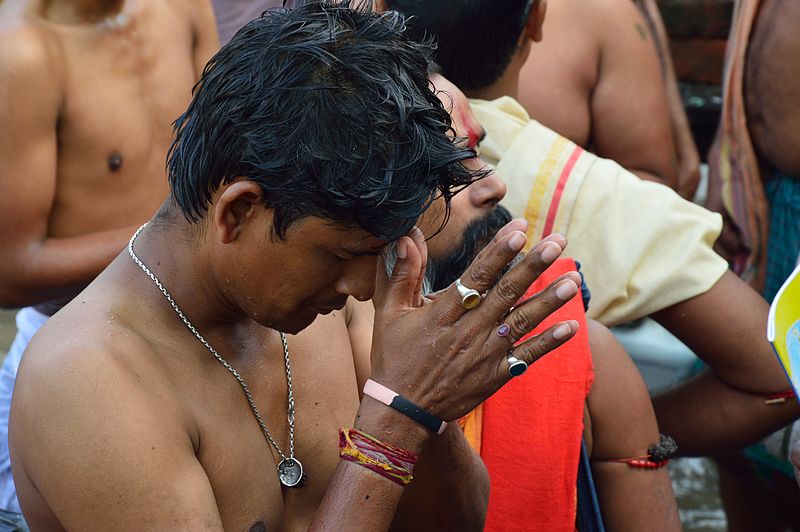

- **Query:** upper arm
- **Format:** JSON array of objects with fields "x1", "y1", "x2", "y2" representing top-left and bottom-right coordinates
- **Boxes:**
[
  {"x1": 189, "y1": 0, "x2": 221, "y2": 79},
  {"x1": 0, "y1": 31, "x2": 60, "y2": 284},
  {"x1": 584, "y1": 320, "x2": 680, "y2": 531},
  {"x1": 10, "y1": 342, "x2": 223, "y2": 531},
  {"x1": 345, "y1": 297, "x2": 375, "y2": 393},
  {"x1": 588, "y1": 0, "x2": 678, "y2": 186}
]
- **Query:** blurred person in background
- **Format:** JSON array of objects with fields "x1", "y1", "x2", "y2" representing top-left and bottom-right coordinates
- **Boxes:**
[
  {"x1": 211, "y1": 0, "x2": 288, "y2": 45},
  {"x1": 516, "y1": 0, "x2": 700, "y2": 198},
  {"x1": 0, "y1": 0, "x2": 218, "y2": 515},
  {"x1": 707, "y1": 1, "x2": 800, "y2": 529},
  {"x1": 385, "y1": 0, "x2": 800, "y2": 458}
]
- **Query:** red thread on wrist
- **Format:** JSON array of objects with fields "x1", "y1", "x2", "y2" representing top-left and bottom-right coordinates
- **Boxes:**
[
  {"x1": 338, "y1": 428, "x2": 418, "y2": 486},
  {"x1": 609, "y1": 456, "x2": 671, "y2": 469},
  {"x1": 596, "y1": 434, "x2": 677, "y2": 470},
  {"x1": 763, "y1": 389, "x2": 796, "y2": 405}
]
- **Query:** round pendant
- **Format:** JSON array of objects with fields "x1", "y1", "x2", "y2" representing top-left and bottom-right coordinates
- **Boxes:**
[{"x1": 278, "y1": 458, "x2": 305, "y2": 488}]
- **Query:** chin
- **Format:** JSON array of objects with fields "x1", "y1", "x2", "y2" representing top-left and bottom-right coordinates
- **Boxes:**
[
  {"x1": 282, "y1": 309, "x2": 321, "y2": 335},
  {"x1": 253, "y1": 307, "x2": 319, "y2": 335}
]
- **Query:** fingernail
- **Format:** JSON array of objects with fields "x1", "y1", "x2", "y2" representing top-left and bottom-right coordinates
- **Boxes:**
[
  {"x1": 396, "y1": 239, "x2": 407, "y2": 259},
  {"x1": 556, "y1": 280, "x2": 577, "y2": 300},
  {"x1": 540, "y1": 242, "x2": 561, "y2": 264},
  {"x1": 508, "y1": 232, "x2": 526, "y2": 251},
  {"x1": 553, "y1": 322, "x2": 572, "y2": 340}
]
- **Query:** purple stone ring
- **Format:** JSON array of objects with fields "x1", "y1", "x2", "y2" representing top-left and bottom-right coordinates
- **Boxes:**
[{"x1": 497, "y1": 323, "x2": 517, "y2": 344}]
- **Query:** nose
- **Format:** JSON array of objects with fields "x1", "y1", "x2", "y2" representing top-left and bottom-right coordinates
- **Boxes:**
[
  {"x1": 334, "y1": 255, "x2": 379, "y2": 302},
  {"x1": 468, "y1": 168, "x2": 507, "y2": 208}
]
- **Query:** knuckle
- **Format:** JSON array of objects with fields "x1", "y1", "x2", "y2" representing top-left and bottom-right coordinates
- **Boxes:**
[
  {"x1": 467, "y1": 262, "x2": 495, "y2": 287},
  {"x1": 521, "y1": 253, "x2": 547, "y2": 275},
  {"x1": 494, "y1": 276, "x2": 519, "y2": 305},
  {"x1": 519, "y1": 335, "x2": 552, "y2": 363},
  {"x1": 509, "y1": 310, "x2": 532, "y2": 338}
]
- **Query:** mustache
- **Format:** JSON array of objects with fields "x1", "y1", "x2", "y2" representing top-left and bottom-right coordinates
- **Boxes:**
[{"x1": 428, "y1": 205, "x2": 514, "y2": 292}]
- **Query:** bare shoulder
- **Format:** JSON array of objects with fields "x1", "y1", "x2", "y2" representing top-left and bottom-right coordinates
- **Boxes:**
[
  {"x1": 556, "y1": 0, "x2": 651, "y2": 48},
  {"x1": 167, "y1": 0, "x2": 218, "y2": 37},
  {"x1": 586, "y1": 319, "x2": 637, "y2": 379},
  {"x1": 570, "y1": 0, "x2": 645, "y2": 24},
  {"x1": 0, "y1": 5, "x2": 57, "y2": 72},
  {"x1": 12, "y1": 301, "x2": 180, "y2": 437},
  {"x1": 0, "y1": 9, "x2": 62, "y2": 105},
  {"x1": 11, "y1": 301, "x2": 221, "y2": 529}
]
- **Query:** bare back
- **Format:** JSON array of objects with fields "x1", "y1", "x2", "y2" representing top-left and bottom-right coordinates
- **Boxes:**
[
  {"x1": 517, "y1": 0, "x2": 678, "y2": 186},
  {"x1": 745, "y1": 0, "x2": 800, "y2": 177},
  {"x1": 10, "y1": 255, "x2": 362, "y2": 531},
  {"x1": 0, "y1": 0, "x2": 218, "y2": 307}
]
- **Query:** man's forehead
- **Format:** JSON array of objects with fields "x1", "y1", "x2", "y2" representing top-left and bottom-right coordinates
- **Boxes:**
[{"x1": 320, "y1": 221, "x2": 389, "y2": 254}]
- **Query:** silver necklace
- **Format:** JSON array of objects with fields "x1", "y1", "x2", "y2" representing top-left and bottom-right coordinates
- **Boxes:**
[{"x1": 127, "y1": 223, "x2": 305, "y2": 488}]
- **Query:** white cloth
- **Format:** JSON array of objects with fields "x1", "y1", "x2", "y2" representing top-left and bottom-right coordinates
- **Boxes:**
[{"x1": 0, "y1": 308, "x2": 49, "y2": 512}]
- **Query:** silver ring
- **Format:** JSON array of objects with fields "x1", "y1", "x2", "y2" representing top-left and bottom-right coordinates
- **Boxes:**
[
  {"x1": 506, "y1": 352, "x2": 528, "y2": 377},
  {"x1": 454, "y1": 278, "x2": 481, "y2": 310}
]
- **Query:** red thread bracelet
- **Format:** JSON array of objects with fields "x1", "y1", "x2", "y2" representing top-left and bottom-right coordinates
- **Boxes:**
[
  {"x1": 763, "y1": 389, "x2": 797, "y2": 405},
  {"x1": 339, "y1": 428, "x2": 418, "y2": 486}
]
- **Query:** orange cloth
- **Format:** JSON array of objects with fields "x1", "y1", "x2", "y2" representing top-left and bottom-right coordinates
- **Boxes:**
[{"x1": 461, "y1": 258, "x2": 594, "y2": 531}]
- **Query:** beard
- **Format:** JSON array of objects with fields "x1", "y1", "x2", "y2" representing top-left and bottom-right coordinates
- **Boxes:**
[{"x1": 427, "y1": 205, "x2": 516, "y2": 293}]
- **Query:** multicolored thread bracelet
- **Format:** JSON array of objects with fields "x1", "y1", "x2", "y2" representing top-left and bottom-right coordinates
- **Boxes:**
[{"x1": 338, "y1": 427, "x2": 418, "y2": 486}]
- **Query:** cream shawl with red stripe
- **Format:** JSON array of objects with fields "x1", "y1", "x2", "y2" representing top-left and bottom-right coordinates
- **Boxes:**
[{"x1": 470, "y1": 96, "x2": 728, "y2": 326}]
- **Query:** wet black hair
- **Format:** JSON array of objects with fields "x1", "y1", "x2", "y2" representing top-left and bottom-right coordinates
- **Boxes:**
[
  {"x1": 166, "y1": 0, "x2": 486, "y2": 241},
  {"x1": 385, "y1": 0, "x2": 534, "y2": 91}
]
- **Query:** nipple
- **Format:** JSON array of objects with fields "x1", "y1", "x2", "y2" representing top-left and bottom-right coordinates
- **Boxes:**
[{"x1": 108, "y1": 152, "x2": 123, "y2": 172}]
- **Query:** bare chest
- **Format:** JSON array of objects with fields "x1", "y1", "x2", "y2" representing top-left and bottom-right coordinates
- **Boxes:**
[
  {"x1": 183, "y1": 316, "x2": 362, "y2": 531},
  {"x1": 47, "y1": 7, "x2": 198, "y2": 233}
]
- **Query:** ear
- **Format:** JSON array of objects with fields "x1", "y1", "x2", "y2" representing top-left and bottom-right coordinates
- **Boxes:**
[
  {"x1": 212, "y1": 180, "x2": 266, "y2": 244},
  {"x1": 524, "y1": 0, "x2": 547, "y2": 43}
]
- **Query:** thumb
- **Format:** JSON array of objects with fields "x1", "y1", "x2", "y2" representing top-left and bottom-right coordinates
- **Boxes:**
[{"x1": 381, "y1": 235, "x2": 423, "y2": 311}]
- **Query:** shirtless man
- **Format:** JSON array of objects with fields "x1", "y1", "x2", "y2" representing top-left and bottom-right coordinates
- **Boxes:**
[
  {"x1": 517, "y1": 0, "x2": 699, "y2": 198},
  {"x1": 743, "y1": 0, "x2": 800, "y2": 300},
  {"x1": 706, "y1": 0, "x2": 800, "y2": 527},
  {"x1": 9, "y1": 5, "x2": 584, "y2": 529},
  {"x1": 385, "y1": 0, "x2": 799, "y2": 456},
  {"x1": 0, "y1": 0, "x2": 219, "y2": 513}
]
